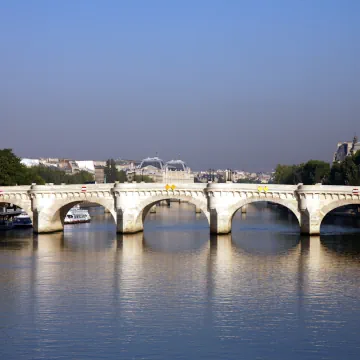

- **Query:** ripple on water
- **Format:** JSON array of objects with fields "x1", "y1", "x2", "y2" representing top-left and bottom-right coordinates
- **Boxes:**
[{"x1": 1, "y1": 203, "x2": 360, "y2": 359}]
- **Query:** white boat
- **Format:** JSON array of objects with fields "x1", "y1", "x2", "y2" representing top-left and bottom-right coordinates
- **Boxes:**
[{"x1": 64, "y1": 206, "x2": 91, "y2": 224}]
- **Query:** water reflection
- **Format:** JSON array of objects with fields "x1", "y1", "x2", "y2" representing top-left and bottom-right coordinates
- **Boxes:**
[
  {"x1": 1, "y1": 203, "x2": 360, "y2": 359},
  {"x1": 321, "y1": 233, "x2": 360, "y2": 256}
]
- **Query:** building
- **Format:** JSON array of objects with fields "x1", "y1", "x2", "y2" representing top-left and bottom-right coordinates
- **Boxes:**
[
  {"x1": 94, "y1": 166, "x2": 105, "y2": 183},
  {"x1": 137, "y1": 157, "x2": 165, "y2": 182},
  {"x1": 164, "y1": 160, "x2": 194, "y2": 183},
  {"x1": 21, "y1": 158, "x2": 41, "y2": 167},
  {"x1": 115, "y1": 159, "x2": 137, "y2": 172},
  {"x1": 136, "y1": 157, "x2": 194, "y2": 183},
  {"x1": 334, "y1": 135, "x2": 360, "y2": 162}
]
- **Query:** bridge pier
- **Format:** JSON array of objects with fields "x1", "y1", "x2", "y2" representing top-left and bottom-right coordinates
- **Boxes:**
[
  {"x1": 116, "y1": 209, "x2": 143, "y2": 234},
  {"x1": 300, "y1": 211, "x2": 321, "y2": 235},
  {"x1": 32, "y1": 209, "x2": 64, "y2": 233},
  {"x1": 210, "y1": 209, "x2": 232, "y2": 234}
]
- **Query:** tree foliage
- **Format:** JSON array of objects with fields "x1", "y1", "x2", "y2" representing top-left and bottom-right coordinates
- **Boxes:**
[
  {"x1": 0, "y1": 149, "x2": 95, "y2": 185},
  {"x1": 274, "y1": 160, "x2": 330, "y2": 185},
  {"x1": 104, "y1": 159, "x2": 118, "y2": 183},
  {"x1": 30, "y1": 165, "x2": 94, "y2": 184},
  {"x1": 274, "y1": 154, "x2": 360, "y2": 186},
  {"x1": 0, "y1": 149, "x2": 44, "y2": 185}
]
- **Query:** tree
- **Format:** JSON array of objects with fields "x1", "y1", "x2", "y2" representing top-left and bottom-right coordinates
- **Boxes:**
[
  {"x1": 352, "y1": 150, "x2": 360, "y2": 167},
  {"x1": 28, "y1": 165, "x2": 94, "y2": 184},
  {"x1": 134, "y1": 174, "x2": 154, "y2": 183},
  {"x1": 104, "y1": 159, "x2": 117, "y2": 183},
  {"x1": 328, "y1": 162, "x2": 344, "y2": 185},
  {"x1": 341, "y1": 157, "x2": 358, "y2": 185},
  {"x1": 301, "y1": 160, "x2": 330, "y2": 185},
  {"x1": 115, "y1": 170, "x2": 127, "y2": 183},
  {"x1": 0, "y1": 149, "x2": 44, "y2": 185},
  {"x1": 273, "y1": 164, "x2": 303, "y2": 184}
]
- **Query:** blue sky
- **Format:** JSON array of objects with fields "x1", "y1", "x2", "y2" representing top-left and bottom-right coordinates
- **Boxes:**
[{"x1": 1, "y1": 1, "x2": 359, "y2": 170}]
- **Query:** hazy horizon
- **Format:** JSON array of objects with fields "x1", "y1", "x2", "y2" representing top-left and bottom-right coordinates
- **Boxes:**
[{"x1": 1, "y1": 1, "x2": 359, "y2": 171}]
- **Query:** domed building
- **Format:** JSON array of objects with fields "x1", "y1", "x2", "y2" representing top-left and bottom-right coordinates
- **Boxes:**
[
  {"x1": 135, "y1": 157, "x2": 194, "y2": 183},
  {"x1": 165, "y1": 160, "x2": 188, "y2": 172},
  {"x1": 163, "y1": 159, "x2": 194, "y2": 183},
  {"x1": 135, "y1": 157, "x2": 165, "y2": 182},
  {"x1": 139, "y1": 157, "x2": 165, "y2": 170}
]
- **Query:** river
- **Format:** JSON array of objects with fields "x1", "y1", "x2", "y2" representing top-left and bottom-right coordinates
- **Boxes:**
[{"x1": 1, "y1": 202, "x2": 360, "y2": 359}]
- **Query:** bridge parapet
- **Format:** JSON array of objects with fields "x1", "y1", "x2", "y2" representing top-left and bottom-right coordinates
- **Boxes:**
[{"x1": 0, "y1": 186, "x2": 32, "y2": 200}]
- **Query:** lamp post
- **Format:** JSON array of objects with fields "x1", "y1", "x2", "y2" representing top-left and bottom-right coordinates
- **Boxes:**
[{"x1": 141, "y1": 168, "x2": 144, "y2": 182}]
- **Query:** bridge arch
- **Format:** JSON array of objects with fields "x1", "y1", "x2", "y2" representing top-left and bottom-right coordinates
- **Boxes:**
[
  {"x1": 132, "y1": 194, "x2": 210, "y2": 230},
  {"x1": 228, "y1": 197, "x2": 301, "y2": 231},
  {"x1": 0, "y1": 199, "x2": 33, "y2": 222},
  {"x1": 319, "y1": 199, "x2": 360, "y2": 228},
  {"x1": 41, "y1": 198, "x2": 116, "y2": 231}
]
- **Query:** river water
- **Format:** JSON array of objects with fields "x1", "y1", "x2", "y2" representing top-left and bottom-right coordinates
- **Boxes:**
[{"x1": 1, "y1": 202, "x2": 360, "y2": 360}]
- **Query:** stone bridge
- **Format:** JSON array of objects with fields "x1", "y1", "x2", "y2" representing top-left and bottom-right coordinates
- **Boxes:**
[{"x1": 1, "y1": 182, "x2": 360, "y2": 235}]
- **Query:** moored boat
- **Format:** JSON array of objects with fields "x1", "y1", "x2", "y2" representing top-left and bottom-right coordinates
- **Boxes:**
[
  {"x1": 0, "y1": 210, "x2": 22, "y2": 231},
  {"x1": 13, "y1": 212, "x2": 33, "y2": 227}
]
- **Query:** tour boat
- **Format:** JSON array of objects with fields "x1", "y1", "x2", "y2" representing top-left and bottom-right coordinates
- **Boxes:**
[
  {"x1": 0, "y1": 210, "x2": 22, "y2": 231},
  {"x1": 64, "y1": 206, "x2": 91, "y2": 224},
  {"x1": 13, "y1": 212, "x2": 33, "y2": 227}
]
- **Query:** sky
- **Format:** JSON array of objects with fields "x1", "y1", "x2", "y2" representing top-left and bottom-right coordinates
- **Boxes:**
[{"x1": 1, "y1": 0, "x2": 359, "y2": 171}]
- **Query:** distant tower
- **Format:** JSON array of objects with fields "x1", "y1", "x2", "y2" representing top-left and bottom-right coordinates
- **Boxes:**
[{"x1": 350, "y1": 134, "x2": 358, "y2": 155}]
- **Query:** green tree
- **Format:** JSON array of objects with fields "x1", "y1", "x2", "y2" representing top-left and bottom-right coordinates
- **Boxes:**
[
  {"x1": 341, "y1": 157, "x2": 358, "y2": 185},
  {"x1": 115, "y1": 170, "x2": 127, "y2": 183},
  {"x1": 29, "y1": 165, "x2": 94, "y2": 184},
  {"x1": 0, "y1": 149, "x2": 44, "y2": 185},
  {"x1": 328, "y1": 162, "x2": 344, "y2": 185},
  {"x1": 273, "y1": 164, "x2": 303, "y2": 184},
  {"x1": 301, "y1": 160, "x2": 330, "y2": 185},
  {"x1": 104, "y1": 159, "x2": 117, "y2": 183},
  {"x1": 134, "y1": 174, "x2": 154, "y2": 183},
  {"x1": 352, "y1": 150, "x2": 360, "y2": 166},
  {"x1": 67, "y1": 170, "x2": 94, "y2": 184}
]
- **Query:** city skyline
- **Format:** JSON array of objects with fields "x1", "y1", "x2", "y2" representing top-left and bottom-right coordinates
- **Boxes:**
[{"x1": 1, "y1": 1, "x2": 359, "y2": 171}]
